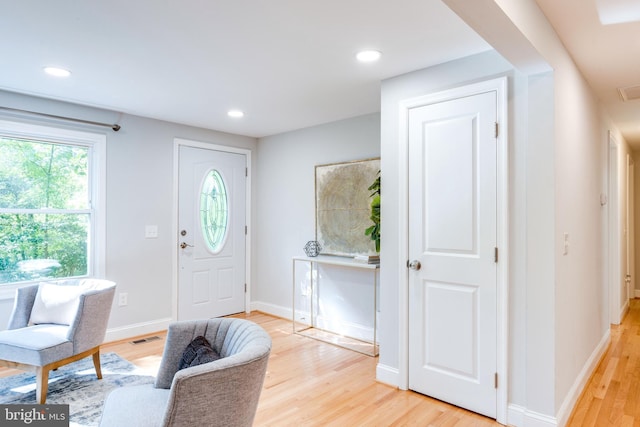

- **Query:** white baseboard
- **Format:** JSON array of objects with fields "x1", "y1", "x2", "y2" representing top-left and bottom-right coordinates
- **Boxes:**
[
  {"x1": 314, "y1": 315, "x2": 374, "y2": 342},
  {"x1": 635, "y1": 289, "x2": 640, "y2": 298},
  {"x1": 250, "y1": 301, "x2": 291, "y2": 319},
  {"x1": 506, "y1": 329, "x2": 610, "y2": 427},
  {"x1": 251, "y1": 300, "x2": 375, "y2": 342},
  {"x1": 104, "y1": 317, "x2": 172, "y2": 343},
  {"x1": 376, "y1": 363, "x2": 399, "y2": 387},
  {"x1": 508, "y1": 404, "x2": 557, "y2": 427},
  {"x1": 554, "y1": 329, "x2": 610, "y2": 426}
]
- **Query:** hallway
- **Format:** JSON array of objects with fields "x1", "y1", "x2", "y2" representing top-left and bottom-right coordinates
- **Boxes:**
[{"x1": 568, "y1": 298, "x2": 640, "y2": 426}]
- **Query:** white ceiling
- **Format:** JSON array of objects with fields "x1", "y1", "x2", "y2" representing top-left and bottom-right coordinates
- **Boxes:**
[
  {"x1": 0, "y1": 0, "x2": 490, "y2": 138},
  {"x1": 535, "y1": 0, "x2": 640, "y2": 148},
  {"x1": 1, "y1": 1, "x2": 638, "y2": 146}
]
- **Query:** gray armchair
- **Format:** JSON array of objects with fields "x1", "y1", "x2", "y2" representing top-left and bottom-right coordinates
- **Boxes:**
[
  {"x1": 100, "y1": 318, "x2": 272, "y2": 427},
  {"x1": 0, "y1": 279, "x2": 116, "y2": 404}
]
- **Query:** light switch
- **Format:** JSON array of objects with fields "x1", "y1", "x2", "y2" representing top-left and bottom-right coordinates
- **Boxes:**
[{"x1": 145, "y1": 225, "x2": 158, "y2": 238}]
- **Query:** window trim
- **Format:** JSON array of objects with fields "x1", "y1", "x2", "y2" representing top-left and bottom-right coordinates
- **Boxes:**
[{"x1": 0, "y1": 119, "x2": 106, "y2": 298}]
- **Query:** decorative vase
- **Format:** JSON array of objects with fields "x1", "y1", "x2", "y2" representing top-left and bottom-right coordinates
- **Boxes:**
[{"x1": 303, "y1": 240, "x2": 321, "y2": 257}]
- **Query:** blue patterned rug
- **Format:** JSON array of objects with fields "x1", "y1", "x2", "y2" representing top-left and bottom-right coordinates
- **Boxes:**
[{"x1": 0, "y1": 352, "x2": 155, "y2": 426}]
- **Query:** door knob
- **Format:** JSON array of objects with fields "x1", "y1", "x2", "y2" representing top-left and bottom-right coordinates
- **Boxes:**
[
  {"x1": 180, "y1": 242, "x2": 194, "y2": 249},
  {"x1": 407, "y1": 260, "x2": 421, "y2": 271}
]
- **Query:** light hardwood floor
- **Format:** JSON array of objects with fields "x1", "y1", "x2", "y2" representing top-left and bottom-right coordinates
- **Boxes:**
[
  {"x1": 3, "y1": 305, "x2": 639, "y2": 426},
  {"x1": 99, "y1": 312, "x2": 498, "y2": 426},
  {"x1": 566, "y1": 298, "x2": 640, "y2": 427}
]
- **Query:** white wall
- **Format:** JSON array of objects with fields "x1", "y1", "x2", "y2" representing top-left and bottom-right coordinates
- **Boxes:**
[
  {"x1": 489, "y1": 1, "x2": 614, "y2": 421},
  {"x1": 0, "y1": 94, "x2": 382, "y2": 341},
  {"x1": 0, "y1": 92, "x2": 381, "y2": 342},
  {"x1": 252, "y1": 114, "x2": 381, "y2": 318},
  {"x1": 0, "y1": 90, "x2": 257, "y2": 339},
  {"x1": 441, "y1": 0, "x2": 620, "y2": 424},
  {"x1": 524, "y1": 72, "x2": 556, "y2": 419}
]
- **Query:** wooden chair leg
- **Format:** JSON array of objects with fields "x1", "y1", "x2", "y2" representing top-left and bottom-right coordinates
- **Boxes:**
[
  {"x1": 92, "y1": 349, "x2": 103, "y2": 379},
  {"x1": 2, "y1": 347, "x2": 104, "y2": 404},
  {"x1": 36, "y1": 366, "x2": 50, "y2": 404}
]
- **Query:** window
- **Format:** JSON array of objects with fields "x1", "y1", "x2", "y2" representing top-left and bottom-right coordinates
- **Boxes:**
[
  {"x1": 200, "y1": 169, "x2": 229, "y2": 253},
  {"x1": 0, "y1": 120, "x2": 105, "y2": 288}
]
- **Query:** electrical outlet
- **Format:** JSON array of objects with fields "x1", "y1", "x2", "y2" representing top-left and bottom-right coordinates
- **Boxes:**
[{"x1": 118, "y1": 292, "x2": 128, "y2": 307}]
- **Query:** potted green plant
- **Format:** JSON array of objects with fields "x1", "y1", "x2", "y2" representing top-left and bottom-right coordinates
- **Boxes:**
[{"x1": 364, "y1": 170, "x2": 380, "y2": 253}]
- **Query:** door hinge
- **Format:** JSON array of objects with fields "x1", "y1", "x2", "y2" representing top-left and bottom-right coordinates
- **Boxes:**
[
  {"x1": 245, "y1": 167, "x2": 248, "y2": 177},
  {"x1": 245, "y1": 225, "x2": 248, "y2": 235},
  {"x1": 244, "y1": 283, "x2": 247, "y2": 293},
  {"x1": 494, "y1": 247, "x2": 498, "y2": 263},
  {"x1": 494, "y1": 372, "x2": 498, "y2": 389},
  {"x1": 495, "y1": 122, "x2": 499, "y2": 138}
]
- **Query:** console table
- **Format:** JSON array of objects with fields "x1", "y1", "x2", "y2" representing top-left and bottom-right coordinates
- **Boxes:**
[{"x1": 292, "y1": 255, "x2": 379, "y2": 356}]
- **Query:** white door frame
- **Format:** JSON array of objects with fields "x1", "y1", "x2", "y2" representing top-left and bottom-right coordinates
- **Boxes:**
[
  {"x1": 172, "y1": 138, "x2": 252, "y2": 321},
  {"x1": 608, "y1": 132, "x2": 623, "y2": 324},
  {"x1": 628, "y1": 156, "x2": 635, "y2": 299},
  {"x1": 626, "y1": 155, "x2": 634, "y2": 301},
  {"x1": 396, "y1": 77, "x2": 508, "y2": 424}
]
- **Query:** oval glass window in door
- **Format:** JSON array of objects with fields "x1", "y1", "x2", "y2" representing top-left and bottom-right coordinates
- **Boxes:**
[{"x1": 200, "y1": 169, "x2": 229, "y2": 253}]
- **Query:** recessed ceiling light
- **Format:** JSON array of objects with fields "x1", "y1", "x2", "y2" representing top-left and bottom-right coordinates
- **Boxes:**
[
  {"x1": 227, "y1": 110, "x2": 244, "y2": 118},
  {"x1": 596, "y1": 0, "x2": 640, "y2": 24},
  {"x1": 356, "y1": 50, "x2": 382, "y2": 63},
  {"x1": 43, "y1": 67, "x2": 71, "y2": 77}
]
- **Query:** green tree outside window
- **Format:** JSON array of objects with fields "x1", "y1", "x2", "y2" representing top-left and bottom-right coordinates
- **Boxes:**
[{"x1": 0, "y1": 137, "x2": 90, "y2": 284}]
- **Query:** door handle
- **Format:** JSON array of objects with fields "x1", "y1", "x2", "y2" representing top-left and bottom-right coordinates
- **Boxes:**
[
  {"x1": 407, "y1": 260, "x2": 421, "y2": 271},
  {"x1": 180, "y1": 242, "x2": 194, "y2": 249}
]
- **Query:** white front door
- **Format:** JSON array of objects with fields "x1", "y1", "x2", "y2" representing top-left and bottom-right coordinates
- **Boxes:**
[
  {"x1": 178, "y1": 145, "x2": 246, "y2": 320},
  {"x1": 408, "y1": 90, "x2": 498, "y2": 418}
]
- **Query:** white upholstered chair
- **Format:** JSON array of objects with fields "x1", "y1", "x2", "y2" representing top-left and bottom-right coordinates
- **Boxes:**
[{"x1": 0, "y1": 279, "x2": 116, "y2": 404}]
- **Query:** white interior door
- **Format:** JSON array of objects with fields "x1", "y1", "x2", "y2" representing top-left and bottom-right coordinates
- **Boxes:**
[
  {"x1": 178, "y1": 145, "x2": 246, "y2": 320},
  {"x1": 408, "y1": 90, "x2": 498, "y2": 418}
]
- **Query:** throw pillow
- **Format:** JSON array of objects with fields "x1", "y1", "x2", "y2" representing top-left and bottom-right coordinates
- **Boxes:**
[
  {"x1": 178, "y1": 336, "x2": 221, "y2": 370},
  {"x1": 29, "y1": 282, "x2": 84, "y2": 325}
]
